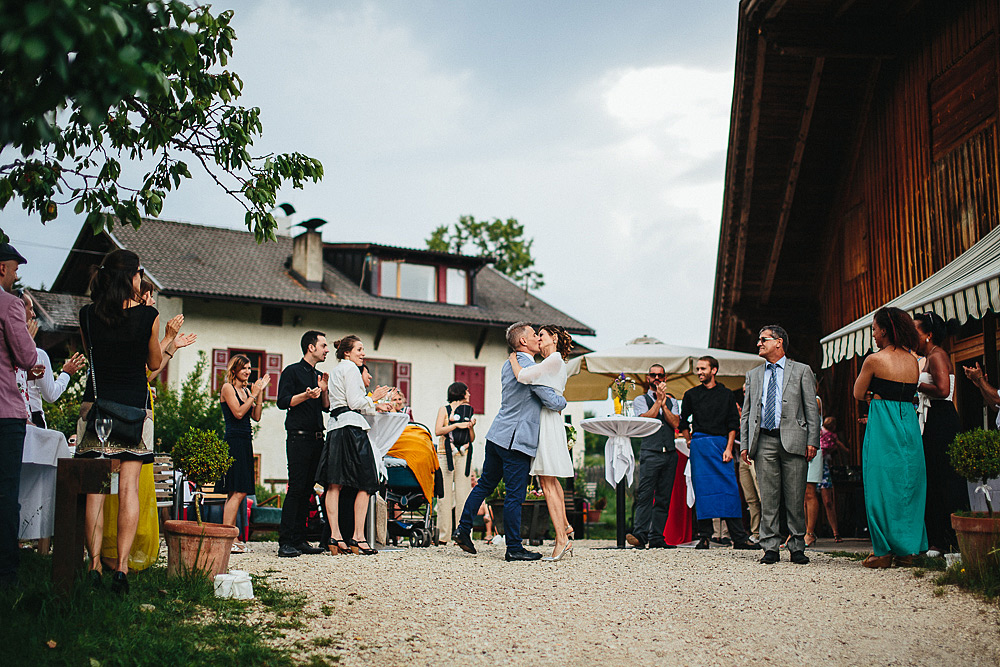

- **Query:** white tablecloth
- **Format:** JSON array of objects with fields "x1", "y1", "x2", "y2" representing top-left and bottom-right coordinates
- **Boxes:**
[
  {"x1": 674, "y1": 437, "x2": 696, "y2": 508},
  {"x1": 367, "y1": 412, "x2": 411, "y2": 480},
  {"x1": 580, "y1": 416, "x2": 662, "y2": 488},
  {"x1": 19, "y1": 424, "x2": 71, "y2": 540}
]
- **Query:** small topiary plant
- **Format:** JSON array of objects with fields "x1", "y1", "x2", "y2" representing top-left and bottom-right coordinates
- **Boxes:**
[
  {"x1": 948, "y1": 428, "x2": 1000, "y2": 516},
  {"x1": 172, "y1": 427, "x2": 234, "y2": 524}
]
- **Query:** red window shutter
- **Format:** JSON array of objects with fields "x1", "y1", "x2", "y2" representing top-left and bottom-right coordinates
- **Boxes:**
[
  {"x1": 212, "y1": 349, "x2": 229, "y2": 393},
  {"x1": 395, "y1": 362, "x2": 411, "y2": 403},
  {"x1": 265, "y1": 353, "x2": 282, "y2": 401},
  {"x1": 455, "y1": 364, "x2": 485, "y2": 414}
]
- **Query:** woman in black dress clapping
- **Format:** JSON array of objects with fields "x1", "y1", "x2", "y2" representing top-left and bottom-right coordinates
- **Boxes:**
[{"x1": 218, "y1": 354, "x2": 269, "y2": 553}]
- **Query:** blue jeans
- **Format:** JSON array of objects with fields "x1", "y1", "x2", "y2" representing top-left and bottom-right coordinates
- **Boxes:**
[
  {"x1": 458, "y1": 440, "x2": 531, "y2": 550},
  {"x1": 0, "y1": 419, "x2": 26, "y2": 584}
]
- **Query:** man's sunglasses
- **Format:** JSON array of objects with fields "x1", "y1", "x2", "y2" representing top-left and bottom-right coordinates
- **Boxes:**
[{"x1": 647, "y1": 372, "x2": 665, "y2": 379}]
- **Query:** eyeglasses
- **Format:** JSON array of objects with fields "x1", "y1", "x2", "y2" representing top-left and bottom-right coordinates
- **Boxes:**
[
  {"x1": 647, "y1": 373, "x2": 665, "y2": 379},
  {"x1": 758, "y1": 336, "x2": 778, "y2": 344}
]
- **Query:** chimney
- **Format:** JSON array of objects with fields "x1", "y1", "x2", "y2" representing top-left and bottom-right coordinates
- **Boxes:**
[
  {"x1": 274, "y1": 202, "x2": 296, "y2": 237},
  {"x1": 291, "y1": 218, "x2": 327, "y2": 289}
]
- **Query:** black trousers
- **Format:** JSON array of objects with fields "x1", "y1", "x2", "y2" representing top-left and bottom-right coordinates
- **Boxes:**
[
  {"x1": 0, "y1": 419, "x2": 26, "y2": 586},
  {"x1": 631, "y1": 449, "x2": 677, "y2": 544},
  {"x1": 278, "y1": 431, "x2": 324, "y2": 547}
]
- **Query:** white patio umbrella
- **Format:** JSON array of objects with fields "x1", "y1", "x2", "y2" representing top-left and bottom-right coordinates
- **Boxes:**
[{"x1": 564, "y1": 336, "x2": 765, "y2": 401}]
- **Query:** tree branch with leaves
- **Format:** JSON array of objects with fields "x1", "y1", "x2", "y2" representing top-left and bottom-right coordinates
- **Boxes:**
[
  {"x1": 0, "y1": 0, "x2": 323, "y2": 242},
  {"x1": 426, "y1": 215, "x2": 544, "y2": 290}
]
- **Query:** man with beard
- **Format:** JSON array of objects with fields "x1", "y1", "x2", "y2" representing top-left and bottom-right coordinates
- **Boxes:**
[{"x1": 680, "y1": 356, "x2": 758, "y2": 550}]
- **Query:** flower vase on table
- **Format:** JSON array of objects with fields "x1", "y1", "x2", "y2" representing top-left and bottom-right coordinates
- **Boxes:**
[{"x1": 611, "y1": 373, "x2": 635, "y2": 416}]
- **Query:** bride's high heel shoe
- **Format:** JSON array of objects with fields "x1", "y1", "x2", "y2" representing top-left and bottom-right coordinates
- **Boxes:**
[{"x1": 542, "y1": 541, "x2": 573, "y2": 561}]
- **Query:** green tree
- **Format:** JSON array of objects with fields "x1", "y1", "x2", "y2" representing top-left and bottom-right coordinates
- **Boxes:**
[
  {"x1": 152, "y1": 351, "x2": 224, "y2": 452},
  {"x1": 45, "y1": 373, "x2": 86, "y2": 440},
  {"x1": 0, "y1": 0, "x2": 323, "y2": 242},
  {"x1": 426, "y1": 215, "x2": 544, "y2": 290}
]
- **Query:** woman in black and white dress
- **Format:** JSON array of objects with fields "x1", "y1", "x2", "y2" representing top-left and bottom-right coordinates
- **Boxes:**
[{"x1": 315, "y1": 335, "x2": 391, "y2": 555}]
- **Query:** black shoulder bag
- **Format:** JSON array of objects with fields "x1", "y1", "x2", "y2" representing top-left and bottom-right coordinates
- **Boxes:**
[{"x1": 84, "y1": 309, "x2": 148, "y2": 448}]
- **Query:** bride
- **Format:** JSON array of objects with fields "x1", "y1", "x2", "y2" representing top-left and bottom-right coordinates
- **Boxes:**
[{"x1": 509, "y1": 324, "x2": 575, "y2": 560}]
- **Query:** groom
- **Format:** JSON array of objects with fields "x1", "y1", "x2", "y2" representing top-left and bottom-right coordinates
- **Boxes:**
[{"x1": 452, "y1": 322, "x2": 567, "y2": 561}]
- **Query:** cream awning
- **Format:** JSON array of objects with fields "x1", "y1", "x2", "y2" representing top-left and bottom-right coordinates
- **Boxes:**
[{"x1": 820, "y1": 224, "x2": 1000, "y2": 368}]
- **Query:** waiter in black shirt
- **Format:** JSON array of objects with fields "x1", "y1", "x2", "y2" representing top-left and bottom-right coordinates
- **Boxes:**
[
  {"x1": 275, "y1": 330, "x2": 330, "y2": 557},
  {"x1": 680, "y1": 356, "x2": 758, "y2": 551}
]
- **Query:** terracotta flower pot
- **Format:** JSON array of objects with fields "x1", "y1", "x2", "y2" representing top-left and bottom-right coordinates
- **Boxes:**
[
  {"x1": 164, "y1": 519, "x2": 239, "y2": 578},
  {"x1": 950, "y1": 512, "x2": 1000, "y2": 570},
  {"x1": 586, "y1": 509, "x2": 603, "y2": 523}
]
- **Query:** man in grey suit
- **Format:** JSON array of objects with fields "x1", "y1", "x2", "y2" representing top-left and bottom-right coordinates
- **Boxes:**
[
  {"x1": 453, "y1": 322, "x2": 567, "y2": 561},
  {"x1": 739, "y1": 325, "x2": 820, "y2": 565}
]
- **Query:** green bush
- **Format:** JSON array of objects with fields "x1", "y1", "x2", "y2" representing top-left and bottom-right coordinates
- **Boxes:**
[
  {"x1": 44, "y1": 372, "x2": 85, "y2": 439},
  {"x1": 949, "y1": 428, "x2": 1000, "y2": 515},
  {"x1": 153, "y1": 351, "x2": 224, "y2": 452},
  {"x1": 172, "y1": 428, "x2": 233, "y2": 489}
]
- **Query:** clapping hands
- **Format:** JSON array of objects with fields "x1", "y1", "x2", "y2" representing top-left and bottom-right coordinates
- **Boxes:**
[{"x1": 252, "y1": 374, "x2": 271, "y2": 397}]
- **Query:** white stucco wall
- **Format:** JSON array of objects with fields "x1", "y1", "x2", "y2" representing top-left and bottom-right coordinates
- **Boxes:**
[{"x1": 158, "y1": 296, "x2": 587, "y2": 484}]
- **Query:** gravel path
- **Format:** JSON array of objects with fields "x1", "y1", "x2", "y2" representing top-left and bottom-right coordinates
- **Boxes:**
[{"x1": 235, "y1": 540, "x2": 1000, "y2": 666}]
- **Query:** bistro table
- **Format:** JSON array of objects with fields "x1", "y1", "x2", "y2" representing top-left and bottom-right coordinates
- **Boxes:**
[
  {"x1": 19, "y1": 424, "x2": 72, "y2": 540},
  {"x1": 580, "y1": 416, "x2": 662, "y2": 548}
]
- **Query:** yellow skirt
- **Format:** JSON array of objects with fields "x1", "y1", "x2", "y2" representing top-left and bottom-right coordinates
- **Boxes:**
[{"x1": 101, "y1": 463, "x2": 160, "y2": 571}]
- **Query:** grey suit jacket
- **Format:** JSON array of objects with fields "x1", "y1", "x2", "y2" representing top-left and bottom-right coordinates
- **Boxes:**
[{"x1": 740, "y1": 358, "x2": 820, "y2": 458}]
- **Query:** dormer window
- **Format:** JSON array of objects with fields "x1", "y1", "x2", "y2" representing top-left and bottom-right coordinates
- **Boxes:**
[{"x1": 376, "y1": 259, "x2": 469, "y2": 305}]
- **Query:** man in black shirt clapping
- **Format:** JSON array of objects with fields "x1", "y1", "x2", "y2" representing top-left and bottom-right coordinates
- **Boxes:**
[
  {"x1": 275, "y1": 330, "x2": 330, "y2": 557},
  {"x1": 680, "y1": 356, "x2": 757, "y2": 551}
]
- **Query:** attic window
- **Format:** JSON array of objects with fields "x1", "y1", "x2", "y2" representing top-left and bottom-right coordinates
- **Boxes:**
[
  {"x1": 260, "y1": 306, "x2": 283, "y2": 327},
  {"x1": 376, "y1": 259, "x2": 468, "y2": 305}
]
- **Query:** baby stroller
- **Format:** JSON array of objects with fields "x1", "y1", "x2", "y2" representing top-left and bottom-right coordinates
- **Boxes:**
[{"x1": 383, "y1": 423, "x2": 438, "y2": 548}]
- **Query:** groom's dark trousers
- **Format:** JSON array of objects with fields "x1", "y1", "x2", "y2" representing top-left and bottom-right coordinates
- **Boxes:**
[{"x1": 458, "y1": 440, "x2": 531, "y2": 549}]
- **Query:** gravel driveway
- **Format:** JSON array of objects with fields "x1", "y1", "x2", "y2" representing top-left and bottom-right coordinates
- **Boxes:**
[{"x1": 235, "y1": 540, "x2": 1000, "y2": 666}]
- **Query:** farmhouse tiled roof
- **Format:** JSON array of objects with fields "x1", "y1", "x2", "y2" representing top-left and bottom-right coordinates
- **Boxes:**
[
  {"x1": 89, "y1": 219, "x2": 594, "y2": 335},
  {"x1": 26, "y1": 289, "x2": 90, "y2": 333}
]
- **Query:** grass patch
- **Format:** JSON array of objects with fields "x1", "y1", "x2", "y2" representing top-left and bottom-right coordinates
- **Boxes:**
[
  {"x1": 0, "y1": 551, "x2": 307, "y2": 666},
  {"x1": 934, "y1": 561, "x2": 1000, "y2": 602},
  {"x1": 826, "y1": 551, "x2": 867, "y2": 561}
]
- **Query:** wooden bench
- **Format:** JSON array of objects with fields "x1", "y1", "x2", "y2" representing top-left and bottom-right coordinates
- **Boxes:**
[{"x1": 153, "y1": 454, "x2": 176, "y2": 526}]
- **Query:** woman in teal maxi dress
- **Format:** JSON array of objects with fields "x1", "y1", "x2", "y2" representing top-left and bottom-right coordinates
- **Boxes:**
[{"x1": 854, "y1": 307, "x2": 928, "y2": 567}]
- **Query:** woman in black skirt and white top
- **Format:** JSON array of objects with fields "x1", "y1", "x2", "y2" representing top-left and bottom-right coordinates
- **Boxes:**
[
  {"x1": 316, "y1": 335, "x2": 391, "y2": 555},
  {"x1": 219, "y1": 354, "x2": 269, "y2": 553},
  {"x1": 77, "y1": 249, "x2": 162, "y2": 594}
]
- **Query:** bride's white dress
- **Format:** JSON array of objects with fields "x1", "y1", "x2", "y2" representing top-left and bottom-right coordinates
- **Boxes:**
[{"x1": 518, "y1": 352, "x2": 574, "y2": 477}]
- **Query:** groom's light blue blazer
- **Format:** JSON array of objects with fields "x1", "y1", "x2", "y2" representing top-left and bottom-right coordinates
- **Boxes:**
[{"x1": 486, "y1": 351, "x2": 567, "y2": 458}]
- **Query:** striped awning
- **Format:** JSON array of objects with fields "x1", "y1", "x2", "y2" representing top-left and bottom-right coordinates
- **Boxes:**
[{"x1": 820, "y1": 224, "x2": 1000, "y2": 368}]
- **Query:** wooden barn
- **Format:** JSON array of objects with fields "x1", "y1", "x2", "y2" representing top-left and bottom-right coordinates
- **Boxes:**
[{"x1": 711, "y1": 0, "x2": 1000, "y2": 460}]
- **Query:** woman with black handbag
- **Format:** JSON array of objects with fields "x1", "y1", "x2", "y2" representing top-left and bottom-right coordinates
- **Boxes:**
[
  {"x1": 77, "y1": 249, "x2": 161, "y2": 594},
  {"x1": 434, "y1": 382, "x2": 476, "y2": 545}
]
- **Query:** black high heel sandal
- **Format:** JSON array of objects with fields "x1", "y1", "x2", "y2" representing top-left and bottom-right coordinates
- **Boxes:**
[
  {"x1": 110, "y1": 570, "x2": 129, "y2": 596},
  {"x1": 348, "y1": 538, "x2": 377, "y2": 555},
  {"x1": 328, "y1": 538, "x2": 351, "y2": 555}
]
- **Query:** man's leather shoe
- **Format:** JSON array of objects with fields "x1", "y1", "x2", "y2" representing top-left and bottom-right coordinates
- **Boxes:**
[
  {"x1": 790, "y1": 550, "x2": 810, "y2": 564},
  {"x1": 759, "y1": 550, "x2": 780, "y2": 564},
  {"x1": 452, "y1": 529, "x2": 477, "y2": 554},
  {"x1": 294, "y1": 542, "x2": 325, "y2": 555},
  {"x1": 695, "y1": 538, "x2": 710, "y2": 549},
  {"x1": 647, "y1": 541, "x2": 676, "y2": 549},
  {"x1": 277, "y1": 544, "x2": 301, "y2": 558},
  {"x1": 733, "y1": 540, "x2": 762, "y2": 550},
  {"x1": 625, "y1": 533, "x2": 646, "y2": 548},
  {"x1": 505, "y1": 549, "x2": 542, "y2": 561}
]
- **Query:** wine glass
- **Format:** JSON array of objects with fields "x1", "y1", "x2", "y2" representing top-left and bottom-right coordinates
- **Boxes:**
[{"x1": 96, "y1": 417, "x2": 113, "y2": 446}]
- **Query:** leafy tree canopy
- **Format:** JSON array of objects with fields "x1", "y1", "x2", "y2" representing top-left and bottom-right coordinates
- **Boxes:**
[
  {"x1": 426, "y1": 215, "x2": 544, "y2": 290},
  {"x1": 0, "y1": 0, "x2": 323, "y2": 242}
]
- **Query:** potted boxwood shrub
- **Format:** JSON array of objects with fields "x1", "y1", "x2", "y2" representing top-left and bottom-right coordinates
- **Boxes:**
[
  {"x1": 164, "y1": 427, "x2": 238, "y2": 578},
  {"x1": 948, "y1": 428, "x2": 1000, "y2": 570}
]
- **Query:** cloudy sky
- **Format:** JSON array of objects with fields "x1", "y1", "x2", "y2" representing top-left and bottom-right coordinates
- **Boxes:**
[{"x1": 5, "y1": 1, "x2": 737, "y2": 352}]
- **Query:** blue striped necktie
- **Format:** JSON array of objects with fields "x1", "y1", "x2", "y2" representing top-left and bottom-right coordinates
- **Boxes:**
[{"x1": 763, "y1": 363, "x2": 778, "y2": 430}]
